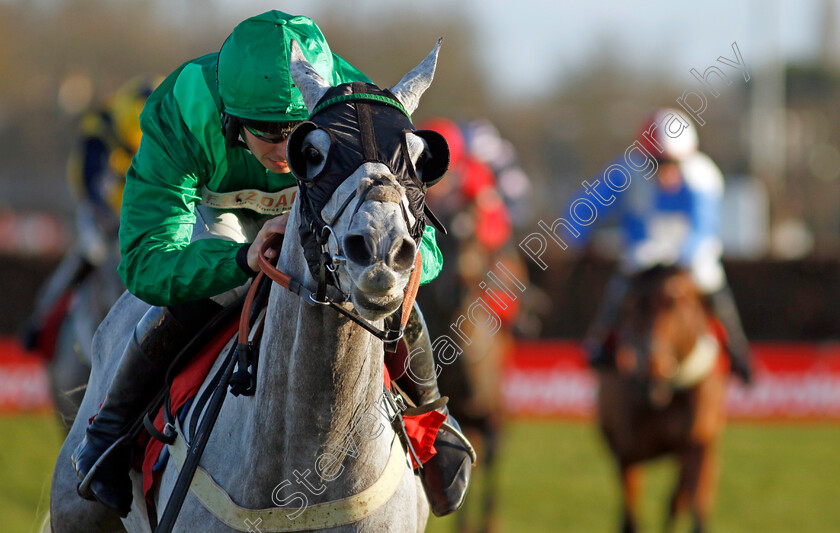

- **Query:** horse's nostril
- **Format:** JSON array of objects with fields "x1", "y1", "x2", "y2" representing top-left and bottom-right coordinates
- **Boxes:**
[
  {"x1": 344, "y1": 234, "x2": 372, "y2": 265},
  {"x1": 389, "y1": 238, "x2": 416, "y2": 271}
]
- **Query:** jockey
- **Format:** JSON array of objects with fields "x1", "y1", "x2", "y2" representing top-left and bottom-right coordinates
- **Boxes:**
[
  {"x1": 72, "y1": 11, "x2": 471, "y2": 518},
  {"x1": 20, "y1": 75, "x2": 161, "y2": 355},
  {"x1": 570, "y1": 108, "x2": 753, "y2": 384},
  {"x1": 419, "y1": 117, "x2": 513, "y2": 255}
]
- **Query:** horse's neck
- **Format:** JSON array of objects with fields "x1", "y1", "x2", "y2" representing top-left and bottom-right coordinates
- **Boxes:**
[{"x1": 226, "y1": 204, "x2": 391, "y2": 498}]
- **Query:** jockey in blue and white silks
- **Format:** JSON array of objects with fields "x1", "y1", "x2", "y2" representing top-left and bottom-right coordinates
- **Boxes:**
[
  {"x1": 596, "y1": 150, "x2": 725, "y2": 292},
  {"x1": 568, "y1": 108, "x2": 753, "y2": 383}
]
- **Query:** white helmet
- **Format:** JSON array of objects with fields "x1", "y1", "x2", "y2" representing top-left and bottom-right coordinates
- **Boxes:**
[{"x1": 637, "y1": 107, "x2": 698, "y2": 161}]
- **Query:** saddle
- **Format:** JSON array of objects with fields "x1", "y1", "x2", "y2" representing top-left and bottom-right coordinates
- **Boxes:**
[
  {"x1": 138, "y1": 313, "x2": 240, "y2": 510},
  {"x1": 134, "y1": 274, "x2": 448, "y2": 522}
]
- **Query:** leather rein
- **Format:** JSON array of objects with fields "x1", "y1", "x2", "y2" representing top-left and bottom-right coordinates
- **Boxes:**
[{"x1": 248, "y1": 232, "x2": 423, "y2": 346}]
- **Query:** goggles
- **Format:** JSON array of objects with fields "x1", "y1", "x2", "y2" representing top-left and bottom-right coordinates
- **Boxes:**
[{"x1": 242, "y1": 122, "x2": 299, "y2": 144}]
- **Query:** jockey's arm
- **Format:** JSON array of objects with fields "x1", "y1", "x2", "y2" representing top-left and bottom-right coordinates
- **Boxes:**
[
  {"x1": 119, "y1": 165, "x2": 251, "y2": 308},
  {"x1": 677, "y1": 154, "x2": 725, "y2": 268},
  {"x1": 117, "y1": 88, "x2": 251, "y2": 307},
  {"x1": 559, "y1": 156, "x2": 628, "y2": 251},
  {"x1": 68, "y1": 110, "x2": 123, "y2": 224},
  {"x1": 417, "y1": 225, "x2": 442, "y2": 285},
  {"x1": 675, "y1": 154, "x2": 726, "y2": 292}
]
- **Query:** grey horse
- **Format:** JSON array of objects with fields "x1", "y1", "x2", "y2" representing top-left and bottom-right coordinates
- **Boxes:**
[
  {"x1": 49, "y1": 246, "x2": 124, "y2": 431},
  {"x1": 49, "y1": 40, "x2": 444, "y2": 532}
]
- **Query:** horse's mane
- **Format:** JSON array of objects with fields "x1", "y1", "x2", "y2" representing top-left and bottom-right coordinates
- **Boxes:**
[{"x1": 622, "y1": 264, "x2": 697, "y2": 319}]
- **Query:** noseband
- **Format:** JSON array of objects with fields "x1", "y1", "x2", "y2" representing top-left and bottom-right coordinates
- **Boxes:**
[
  {"x1": 289, "y1": 84, "x2": 427, "y2": 292},
  {"x1": 245, "y1": 85, "x2": 424, "y2": 338}
]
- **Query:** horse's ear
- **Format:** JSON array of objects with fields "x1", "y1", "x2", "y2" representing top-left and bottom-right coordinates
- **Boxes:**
[
  {"x1": 390, "y1": 38, "x2": 441, "y2": 116},
  {"x1": 289, "y1": 39, "x2": 331, "y2": 113}
]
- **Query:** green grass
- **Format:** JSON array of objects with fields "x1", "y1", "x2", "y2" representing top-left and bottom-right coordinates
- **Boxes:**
[
  {"x1": 427, "y1": 420, "x2": 840, "y2": 533},
  {"x1": 3, "y1": 415, "x2": 839, "y2": 533},
  {"x1": 0, "y1": 414, "x2": 64, "y2": 533}
]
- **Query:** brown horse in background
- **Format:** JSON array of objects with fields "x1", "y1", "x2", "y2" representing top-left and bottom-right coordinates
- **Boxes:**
[
  {"x1": 596, "y1": 265, "x2": 728, "y2": 533},
  {"x1": 415, "y1": 137, "x2": 531, "y2": 531},
  {"x1": 419, "y1": 234, "x2": 526, "y2": 533}
]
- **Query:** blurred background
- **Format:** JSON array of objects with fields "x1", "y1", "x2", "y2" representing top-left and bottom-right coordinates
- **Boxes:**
[{"x1": 1, "y1": 0, "x2": 839, "y2": 532}]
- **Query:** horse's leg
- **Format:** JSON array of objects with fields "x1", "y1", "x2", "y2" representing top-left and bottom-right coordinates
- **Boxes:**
[
  {"x1": 692, "y1": 442, "x2": 719, "y2": 533},
  {"x1": 619, "y1": 462, "x2": 642, "y2": 533},
  {"x1": 479, "y1": 416, "x2": 501, "y2": 533},
  {"x1": 665, "y1": 453, "x2": 691, "y2": 533},
  {"x1": 684, "y1": 372, "x2": 726, "y2": 533},
  {"x1": 598, "y1": 373, "x2": 640, "y2": 533},
  {"x1": 672, "y1": 443, "x2": 718, "y2": 533}
]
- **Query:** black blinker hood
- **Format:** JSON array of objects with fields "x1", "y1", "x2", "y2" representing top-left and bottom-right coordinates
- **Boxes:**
[
  {"x1": 291, "y1": 83, "x2": 436, "y2": 237},
  {"x1": 289, "y1": 81, "x2": 449, "y2": 282}
]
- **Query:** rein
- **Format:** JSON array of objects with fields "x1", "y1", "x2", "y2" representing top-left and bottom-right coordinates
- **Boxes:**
[
  {"x1": 256, "y1": 233, "x2": 423, "y2": 344},
  {"x1": 153, "y1": 234, "x2": 423, "y2": 532}
]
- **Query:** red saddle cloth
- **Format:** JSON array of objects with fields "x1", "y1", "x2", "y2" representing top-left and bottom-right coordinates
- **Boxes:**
[
  {"x1": 139, "y1": 319, "x2": 444, "y2": 506},
  {"x1": 382, "y1": 363, "x2": 447, "y2": 469}
]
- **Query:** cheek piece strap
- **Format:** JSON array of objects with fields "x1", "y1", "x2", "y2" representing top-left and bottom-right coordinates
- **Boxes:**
[{"x1": 293, "y1": 83, "x2": 430, "y2": 293}]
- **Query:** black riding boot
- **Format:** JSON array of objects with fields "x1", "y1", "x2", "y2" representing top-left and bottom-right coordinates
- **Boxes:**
[
  {"x1": 708, "y1": 285, "x2": 753, "y2": 384},
  {"x1": 394, "y1": 305, "x2": 472, "y2": 517},
  {"x1": 71, "y1": 305, "x2": 195, "y2": 516},
  {"x1": 583, "y1": 274, "x2": 629, "y2": 370}
]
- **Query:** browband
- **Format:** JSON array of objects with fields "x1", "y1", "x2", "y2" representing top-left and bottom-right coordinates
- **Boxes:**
[{"x1": 311, "y1": 93, "x2": 411, "y2": 121}]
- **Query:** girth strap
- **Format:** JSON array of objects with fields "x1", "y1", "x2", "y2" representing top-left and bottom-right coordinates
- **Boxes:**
[{"x1": 167, "y1": 420, "x2": 407, "y2": 532}]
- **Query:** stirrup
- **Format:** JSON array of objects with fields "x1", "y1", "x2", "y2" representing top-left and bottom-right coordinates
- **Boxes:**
[
  {"x1": 73, "y1": 433, "x2": 132, "y2": 499},
  {"x1": 439, "y1": 420, "x2": 477, "y2": 466}
]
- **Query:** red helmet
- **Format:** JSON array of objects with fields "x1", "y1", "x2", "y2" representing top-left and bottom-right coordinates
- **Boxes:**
[{"x1": 417, "y1": 117, "x2": 466, "y2": 169}]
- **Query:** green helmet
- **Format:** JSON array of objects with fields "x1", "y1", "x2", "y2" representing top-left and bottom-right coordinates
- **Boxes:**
[{"x1": 217, "y1": 11, "x2": 338, "y2": 122}]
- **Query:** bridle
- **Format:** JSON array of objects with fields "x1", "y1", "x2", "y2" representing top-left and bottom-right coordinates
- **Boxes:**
[
  {"x1": 291, "y1": 87, "x2": 431, "y2": 280},
  {"x1": 249, "y1": 84, "x2": 443, "y2": 344},
  {"x1": 255, "y1": 232, "x2": 422, "y2": 343}
]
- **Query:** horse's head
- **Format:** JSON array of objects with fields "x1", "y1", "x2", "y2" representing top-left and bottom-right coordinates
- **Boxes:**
[
  {"x1": 285, "y1": 40, "x2": 449, "y2": 320},
  {"x1": 616, "y1": 265, "x2": 715, "y2": 406}
]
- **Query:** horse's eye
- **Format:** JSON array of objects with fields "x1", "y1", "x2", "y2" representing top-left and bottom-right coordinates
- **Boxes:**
[{"x1": 304, "y1": 146, "x2": 323, "y2": 165}]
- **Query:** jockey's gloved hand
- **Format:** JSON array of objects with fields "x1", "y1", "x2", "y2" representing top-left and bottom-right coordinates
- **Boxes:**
[{"x1": 245, "y1": 214, "x2": 289, "y2": 272}]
